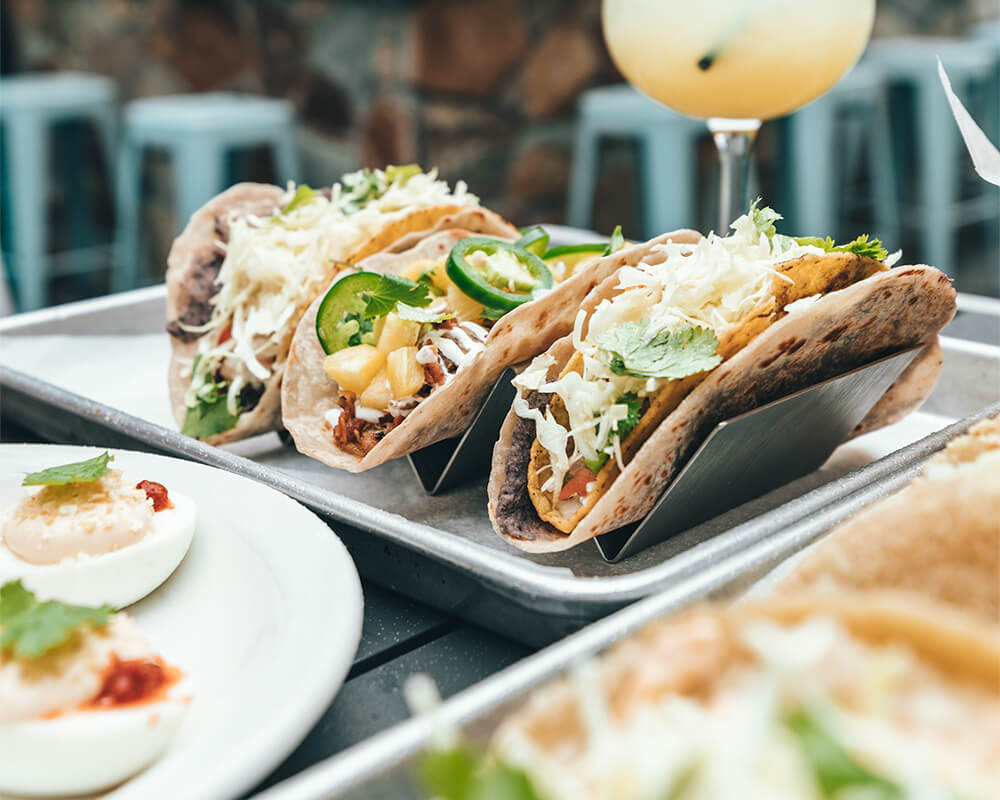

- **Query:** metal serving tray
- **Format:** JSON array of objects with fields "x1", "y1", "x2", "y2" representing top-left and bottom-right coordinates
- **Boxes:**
[
  {"x1": 1, "y1": 288, "x2": 998, "y2": 646},
  {"x1": 247, "y1": 402, "x2": 1000, "y2": 800}
]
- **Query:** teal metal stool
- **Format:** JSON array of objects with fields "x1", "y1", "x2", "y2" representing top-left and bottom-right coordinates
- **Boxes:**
[
  {"x1": 862, "y1": 38, "x2": 998, "y2": 275},
  {"x1": 0, "y1": 72, "x2": 117, "y2": 310},
  {"x1": 568, "y1": 85, "x2": 705, "y2": 237},
  {"x1": 115, "y1": 92, "x2": 299, "y2": 291},
  {"x1": 787, "y1": 61, "x2": 899, "y2": 247}
]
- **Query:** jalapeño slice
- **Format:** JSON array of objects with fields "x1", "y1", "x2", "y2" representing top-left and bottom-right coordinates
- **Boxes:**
[
  {"x1": 446, "y1": 238, "x2": 553, "y2": 313},
  {"x1": 515, "y1": 226, "x2": 550, "y2": 257},
  {"x1": 315, "y1": 272, "x2": 384, "y2": 355}
]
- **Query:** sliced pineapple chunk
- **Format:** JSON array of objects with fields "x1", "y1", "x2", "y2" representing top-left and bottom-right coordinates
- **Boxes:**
[
  {"x1": 426, "y1": 260, "x2": 452, "y2": 293},
  {"x1": 377, "y1": 313, "x2": 422, "y2": 353},
  {"x1": 446, "y1": 284, "x2": 485, "y2": 322},
  {"x1": 359, "y1": 368, "x2": 391, "y2": 411},
  {"x1": 323, "y1": 345, "x2": 386, "y2": 394},
  {"x1": 386, "y1": 347, "x2": 425, "y2": 399}
]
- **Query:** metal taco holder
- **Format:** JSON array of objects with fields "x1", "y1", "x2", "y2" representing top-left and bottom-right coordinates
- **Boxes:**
[
  {"x1": 248, "y1": 401, "x2": 1000, "y2": 800},
  {"x1": 0, "y1": 287, "x2": 997, "y2": 647}
]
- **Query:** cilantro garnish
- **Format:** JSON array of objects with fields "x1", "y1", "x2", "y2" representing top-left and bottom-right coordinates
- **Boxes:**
[
  {"x1": 22, "y1": 451, "x2": 113, "y2": 487},
  {"x1": 584, "y1": 392, "x2": 643, "y2": 473},
  {"x1": 784, "y1": 708, "x2": 901, "y2": 800},
  {"x1": 747, "y1": 198, "x2": 782, "y2": 238},
  {"x1": 794, "y1": 234, "x2": 889, "y2": 262},
  {"x1": 281, "y1": 184, "x2": 318, "y2": 214},
  {"x1": 0, "y1": 580, "x2": 113, "y2": 660},
  {"x1": 419, "y1": 746, "x2": 544, "y2": 800},
  {"x1": 181, "y1": 355, "x2": 239, "y2": 438},
  {"x1": 595, "y1": 321, "x2": 722, "y2": 380},
  {"x1": 480, "y1": 306, "x2": 507, "y2": 321},
  {"x1": 418, "y1": 270, "x2": 445, "y2": 297},
  {"x1": 362, "y1": 273, "x2": 433, "y2": 318},
  {"x1": 602, "y1": 224, "x2": 625, "y2": 256}
]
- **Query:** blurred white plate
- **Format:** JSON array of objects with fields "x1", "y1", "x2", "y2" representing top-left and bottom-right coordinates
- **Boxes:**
[{"x1": 0, "y1": 445, "x2": 364, "y2": 800}]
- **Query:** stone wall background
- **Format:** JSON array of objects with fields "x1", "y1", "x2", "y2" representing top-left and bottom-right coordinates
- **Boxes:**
[{"x1": 3, "y1": 0, "x2": 998, "y2": 293}]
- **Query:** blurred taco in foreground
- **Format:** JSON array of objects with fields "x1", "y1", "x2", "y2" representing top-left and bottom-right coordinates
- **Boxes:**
[
  {"x1": 423, "y1": 593, "x2": 999, "y2": 800},
  {"x1": 281, "y1": 225, "x2": 690, "y2": 471},
  {"x1": 489, "y1": 205, "x2": 956, "y2": 552},
  {"x1": 774, "y1": 412, "x2": 1000, "y2": 621},
  {"x1": 166, "y1": 165, "x2": 515, "y2": 445}
]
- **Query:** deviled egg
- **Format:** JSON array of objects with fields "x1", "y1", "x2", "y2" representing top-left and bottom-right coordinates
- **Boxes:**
[
  {"x1": 0, "y1": 580, "x2": 190, "y2": 796},
  {"x1": 0, "y1": 452, "x2": 195, "y2": 608}
]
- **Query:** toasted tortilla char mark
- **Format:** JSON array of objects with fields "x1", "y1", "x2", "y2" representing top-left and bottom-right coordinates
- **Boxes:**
[{"x1": 526, "y1": 252, "x2": 889, "y2": 534}]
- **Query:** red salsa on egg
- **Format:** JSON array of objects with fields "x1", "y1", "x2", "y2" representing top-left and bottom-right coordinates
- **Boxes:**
[{"x1": 136, "y1": 480, "x2": 173, "y2": 511}]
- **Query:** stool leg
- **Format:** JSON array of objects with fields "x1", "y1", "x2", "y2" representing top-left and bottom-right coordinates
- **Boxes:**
[
  {"x1": 4, "y1": 113, "x2": 48, "y2": 310},
  {"x1": 175, "y1": 136, "x2": 226, "y2": 234},
  {"x1": 271, "y1": 129, "x2": 300, "y2": 186},
  {"x1": 916, "y1": 74, "x2": 958, "y2": 275},
  {"x1": 791, "y1": 98, "x2": 837, "y2": 237},
  {"x1": 91, "y1": 105, "x2": 118, "y2": 281},
  {"x1": 869, "y1": 92, "x2": 900, "y2": 250},
  {"x1": 643, "y1": 122, "x2": 697, "y2": 235},
  {"x1": 113, "y1": 136, "x2": 142, "y2": 292},
  {"x1": 567, "y1": 120, "x2": 598, "y2": 230}
]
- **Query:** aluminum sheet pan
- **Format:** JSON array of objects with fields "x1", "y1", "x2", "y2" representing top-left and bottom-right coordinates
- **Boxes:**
[
  {"x1": 248, "y1": 401, "x2": 1000, "y2": 800},
  {"x1": 1, "y1": 288, "x2": 997, "y2": 645}
]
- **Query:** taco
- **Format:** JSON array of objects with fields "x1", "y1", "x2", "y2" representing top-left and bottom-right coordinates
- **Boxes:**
[
  {"x1": 432, "y1": 593, "x2": 999, "y2": 800},
  {"x1": 166, "y1": 165, "x2": 516, "y2": 445},
  {"x1": 281, "y1": 225, "x2": 697, "y2": 471},
  {"x1": 774, "y1": 412, "x2": 1000, "y2": 621},
  {"x1": 488, "y1": 205, "x2": 956, "y2": 552}
]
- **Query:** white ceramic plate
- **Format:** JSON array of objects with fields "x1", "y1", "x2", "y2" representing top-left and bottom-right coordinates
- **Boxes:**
[{"x1": 0, "y1": 445, "x2": 364, "y2": 800}]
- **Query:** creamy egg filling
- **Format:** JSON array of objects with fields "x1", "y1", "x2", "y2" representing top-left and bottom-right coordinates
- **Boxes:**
[
  {"x1": 0, "y1": 615, "x2": 154, "y2": 725},
  {"x1": 2, "y1": 472, "x2": 155, "y2": 565},
  {"x1": 513, "y1": 212, "x2": 826, "y2": 502},
  {"x1": 493, "y1": 618, "x2": 1000, "y2": 800}
]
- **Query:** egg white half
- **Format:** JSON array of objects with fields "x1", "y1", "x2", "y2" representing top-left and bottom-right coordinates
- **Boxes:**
[
  {"x1": 0, "y1": 492, "x2": 196, "y2": 609},
  {"x1": 0, "y1": 694, "x2": 188, "y2": 797}
]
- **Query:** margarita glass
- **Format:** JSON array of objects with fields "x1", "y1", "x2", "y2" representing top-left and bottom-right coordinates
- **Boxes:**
[{"x1": 602, "y1": 0, "x2": 876, "y2": 231}]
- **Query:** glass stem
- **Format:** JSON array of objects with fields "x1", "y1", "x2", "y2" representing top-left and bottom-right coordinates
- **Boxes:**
[{"x1": 708, "y1": 118, "x2": 761, "y2": 233}]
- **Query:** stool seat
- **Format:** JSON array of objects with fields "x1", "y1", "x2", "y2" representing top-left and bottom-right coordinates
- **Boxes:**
[
  {"x1": 0, "y1": 72, "x2": 115, "y2": 113},
  {"x1": 125, "y1": 92, "x2": 295, "y2": 135},
  {"x1": 865, "y1": 37, "x2": 996, "y2": 76}
]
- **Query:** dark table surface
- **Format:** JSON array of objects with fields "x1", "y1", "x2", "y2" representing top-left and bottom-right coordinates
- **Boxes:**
[{"x1": 0, "y1": 416, "x2": 533, "y2": 798}]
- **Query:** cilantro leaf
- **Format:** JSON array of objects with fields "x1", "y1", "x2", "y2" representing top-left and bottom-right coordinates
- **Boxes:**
[
  {"x1": 23, "y1": 452, "x2": 113, "y2": 486},
  {"x1": 1, "y1": 580, "x2": 113, "y2": 660},
  {"x1": 419, "y1": 746, "x2": 544, "y2": 800},
  {"x1": 794, "y1": 234, "x2": 888, "y2": 262},
  {"x1": 602, "y1": 224, "x2": 625, "y2": 256},
  {"x1": 396, "y1": 303, "x2": 454, "y2": 324},
  {"x1": 480, "y1": 306, "x2": 507, "y2": 321},
  {"x1": 281, "y1": 184, "x2": 317, "y2": 214},
  {"x1": 584, "y1": 392, "x2": 644, "y2": 473},
  {"x1": 784, "y1": 708, "x2": 901, "y2": 800},
  {"x1": 747, "y1": 198, "x2": 782, "y2": 238},
  {"x1": 418, "y1": 270, "x2": 445, "y2": 296},
  {"x1": 362, "y1": 273, "x2": 432, "y2": 317},
  {"x1": 181, "y1": 394, "x2": 239, "y2": 439},
  {"x1": 595, "y1": 321, "x2": 721, "y2": 380}
]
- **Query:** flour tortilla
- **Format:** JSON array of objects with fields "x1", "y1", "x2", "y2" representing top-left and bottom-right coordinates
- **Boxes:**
[
  {"x1": 773, "y1": 413, "x2": 1000, "y2": 621},
  {"x1": 165, "y1": 183, "x2": 516, "y2": 445},
  {"x1": 491, "y1": 592, "x2": 1000, "y2": 764},
  {"x1": 489, "y1": 262, "x2": 956, "y2": 551},
  {"x1": 281, "y1": 229, "x2": 702, "y2": 471}
]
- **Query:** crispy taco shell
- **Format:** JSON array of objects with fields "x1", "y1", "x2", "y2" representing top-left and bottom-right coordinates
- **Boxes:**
[
  {"x1": 489, "y1": 251, "x2": 956, "y2": 551},
  {"x1": 281, "y1": 229, "x2": 702, "y2": 471},
  {"x1": 773, "y1": 413, "x2": 1000, "y2": 621},
  {"x1": 165, "y1": 184, "x2": 515, "y2": 445}
]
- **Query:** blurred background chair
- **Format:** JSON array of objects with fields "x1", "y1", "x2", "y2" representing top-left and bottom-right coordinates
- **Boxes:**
[
  {"x1": 0, "y1": 72, "x2": 117, "y2": 311},
  {"x1": 863, "y1": 38, "x2": 999, "y2": 276},
  {"x1": 785, "y1": 62, "x2": 899, "y2": 247},
  {"x1": 568, "y1": 85, "x2": 705, "y2": 237},
  {"x1": 114, "y1": 92, "x2": 299, "y2": 291}
]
